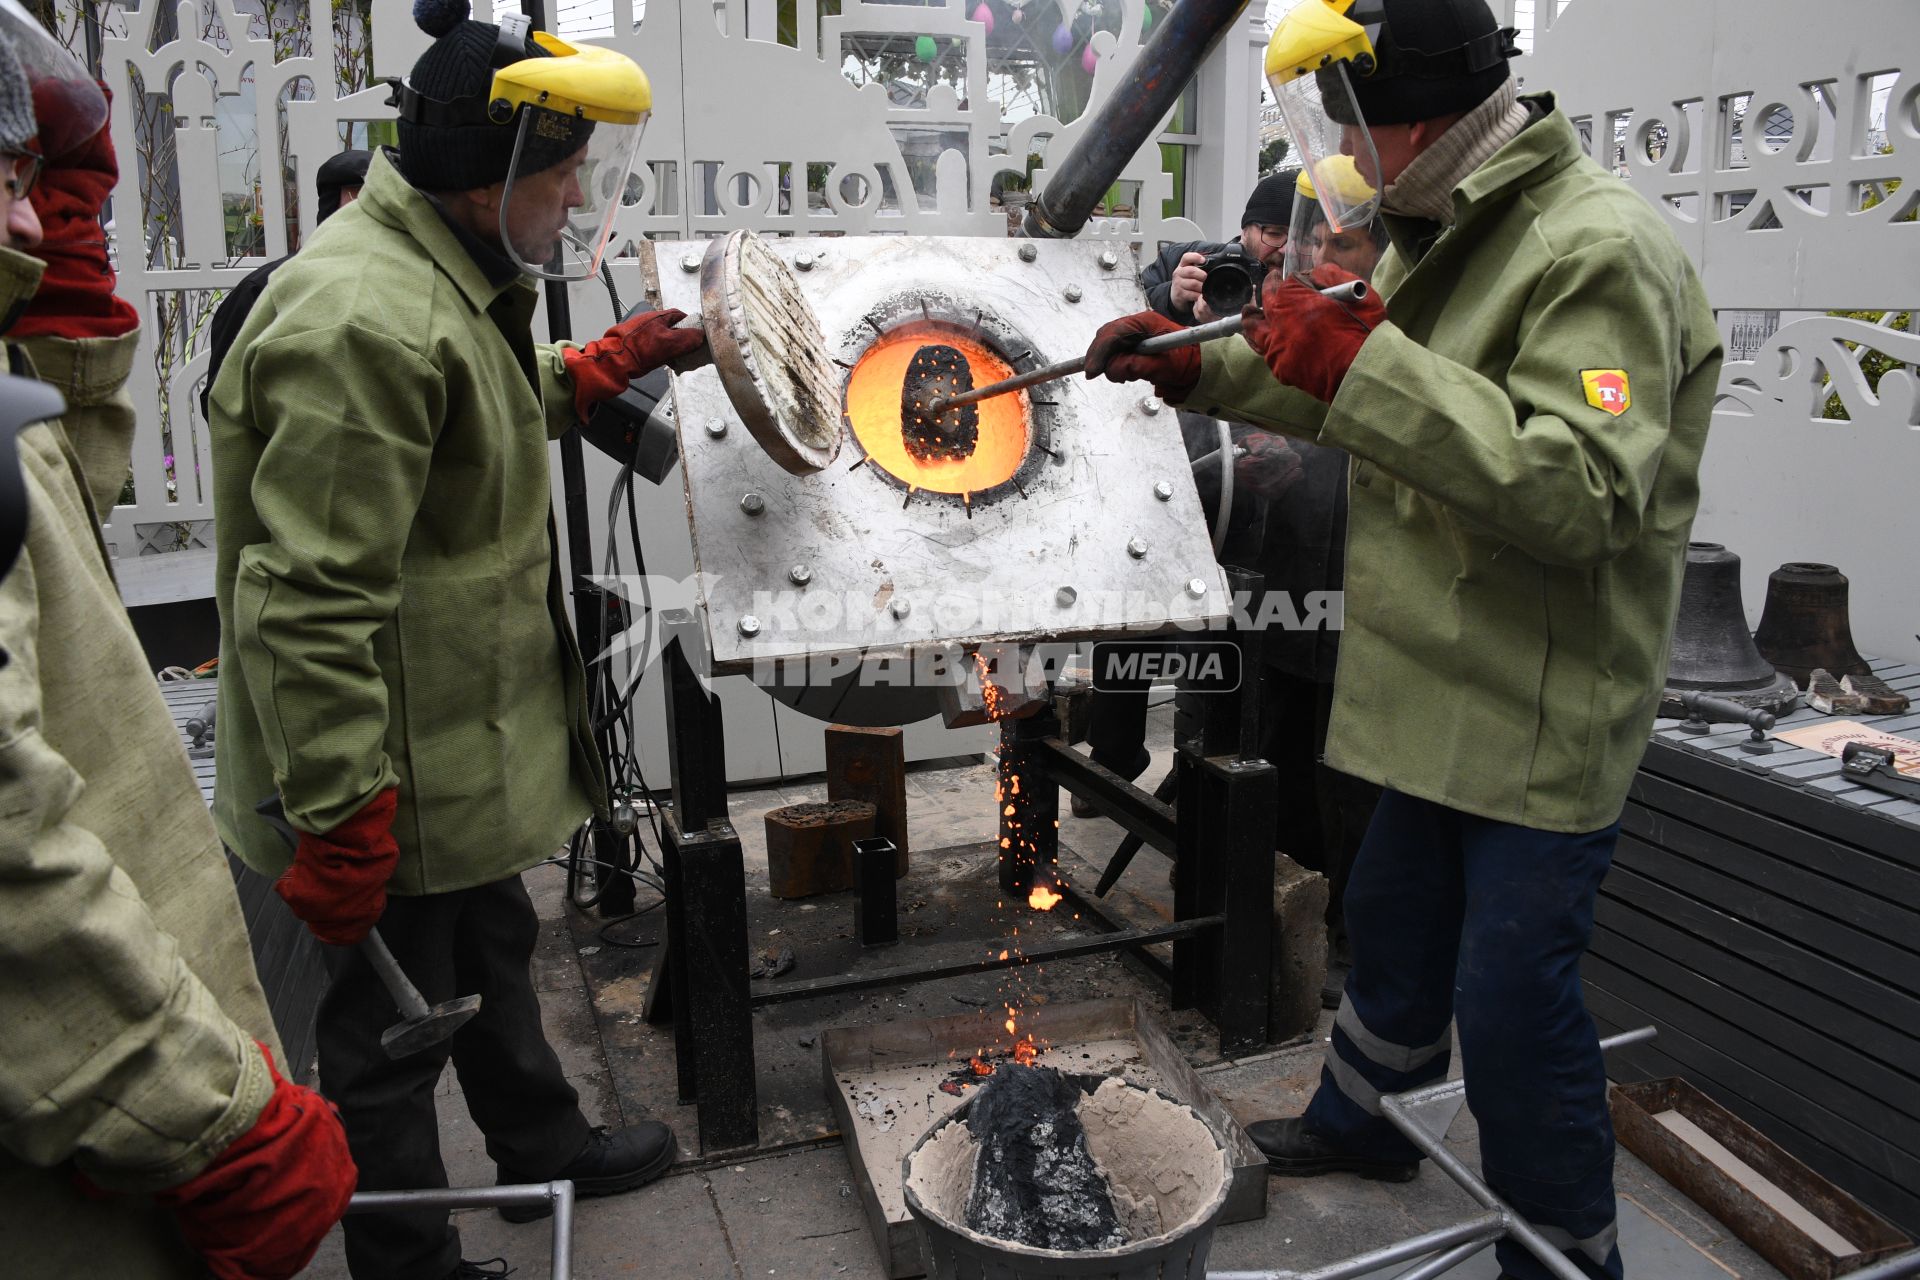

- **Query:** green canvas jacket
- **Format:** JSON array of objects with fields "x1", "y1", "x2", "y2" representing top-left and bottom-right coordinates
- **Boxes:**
[
  {"x1": 1187, "y1": 99, "x2": 1721, "y2": 833},
  {"x1": 0, "y1": 246, "x2": 278, "y2": 1277},
  {"x1": 209, "y1": 149, "x2": 605, "y2": 894}
]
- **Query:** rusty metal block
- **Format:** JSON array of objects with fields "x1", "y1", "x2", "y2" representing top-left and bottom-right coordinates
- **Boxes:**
[
  {"x1": 824, "y1": 725, "x2": 909, "y2": 876},
  {"x1": 764, "y1": 800, "x2": 876, "y2": 899}
]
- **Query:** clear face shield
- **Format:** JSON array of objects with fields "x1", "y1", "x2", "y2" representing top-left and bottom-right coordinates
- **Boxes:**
[
  {"x1": 498, "y1": 106, "x2": 645, "y2": 281},
  {"x1": 0, "y1": 0, "x2": 107, "y2": 159},
  {"x1": 1283, "y1": 190, "x2": 1327, "y2": 282},
  {"x1": 1269, "y1": 62, "x2": 1380, "y2": 241},
  {"x1": 1281, "y1": 155, "x2": 1377, "y2": 281}
]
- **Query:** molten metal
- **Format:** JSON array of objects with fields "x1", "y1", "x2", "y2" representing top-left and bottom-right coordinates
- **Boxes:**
[
  {"x1": 1027, "y1": 884, "x2": 1063, "y2": 911},
  {"x1": 844, "y1": 322, "x2": 1028, "y2": 495}
]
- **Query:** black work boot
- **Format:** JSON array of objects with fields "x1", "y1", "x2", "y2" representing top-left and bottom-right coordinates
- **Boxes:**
[
  {"x1": 497, "y1": 1121, "x2": 677, "y2": 1222},
  {"x1": 1246, "y1": 1116, "x2": 1418, "y2": 1182}
]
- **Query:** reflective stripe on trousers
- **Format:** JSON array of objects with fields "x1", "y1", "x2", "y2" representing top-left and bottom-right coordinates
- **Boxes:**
[{"x1": 1302, "y1": 788, "x2": 1625, "y2": 1280}]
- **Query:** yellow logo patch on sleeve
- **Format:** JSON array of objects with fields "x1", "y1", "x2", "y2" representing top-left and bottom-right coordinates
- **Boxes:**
[{"x1": 1580, "y1": 369, "x2": 1631, "y2": 417}]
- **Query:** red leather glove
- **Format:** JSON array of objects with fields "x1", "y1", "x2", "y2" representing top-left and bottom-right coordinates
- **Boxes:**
[
  {"x1": 13, "y1": 85, "x2": 138, "y2": 342},
  {"x1": 563, "y1": 307, "x2": 708, "y2": 422},
  {"x1": 274, "y1": 787, "x2": 400, "y2": 946},
  {"x1": 1083, "y1": 309, "x2": 1201, "y2": 404},
  {"x1": 1234, "y1": 431, "x2": 1306, "y2": 500},
  {"x1": 151, "y1": 1042, "x2": 357, "y2": 1280},
  {"x1": 1241, "y1": 264, "x2": 1387, "y2": 405}
]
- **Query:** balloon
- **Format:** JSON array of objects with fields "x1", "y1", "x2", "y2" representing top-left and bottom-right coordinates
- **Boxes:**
[
  {"x1": 1081, "y1": 41, "x2": 1098, "y2": 73},
  {"x1": 1051, "y1": 22, "x2": 1073, "y2": 53},
  {"x1": 972, "y1": 2, "x2": 995, "y2": 34},
  {"x1": 915, "y1": 33, "x2": 938, "y2": 61}
]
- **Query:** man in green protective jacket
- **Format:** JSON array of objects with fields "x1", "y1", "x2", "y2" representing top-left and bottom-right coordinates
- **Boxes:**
[
  {"x1": 1085, "y1": 1, "x2": 1721, "y2": 1276},
  {"x1": 0, "y1": 17, "x2": 353, "y2": 1278},
  {"x1": 208, "y1": 6, "x2": 703, "y2": 1278}
]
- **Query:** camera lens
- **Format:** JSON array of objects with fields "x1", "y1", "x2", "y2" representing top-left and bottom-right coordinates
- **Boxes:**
[{"x1": 1201, "y1": 261, "x2": 1256, "y2": 314}]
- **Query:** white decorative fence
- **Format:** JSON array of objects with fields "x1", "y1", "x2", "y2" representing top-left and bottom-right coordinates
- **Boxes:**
[
  {"x1": 64, "y1": 0, "x2": 1260, "y2": 563},
  {"x1": 47, "y1": 0, "x2": 1920, "y2": 778}
]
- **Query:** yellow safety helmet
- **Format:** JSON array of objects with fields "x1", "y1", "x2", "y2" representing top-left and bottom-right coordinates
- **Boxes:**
[
  {"x1": 1286, "y1": 155, "x2": 1377, "y2": 279},
  {"x1": 488, "y1": 33, "x2": 652, "y2": 126},
  {"x1": 393, "y1": 13, "x2": 651, "y2": 281}
]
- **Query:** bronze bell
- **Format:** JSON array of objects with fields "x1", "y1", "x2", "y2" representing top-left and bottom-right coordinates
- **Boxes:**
[
  {"x1": 1753, "y1": 562, "x2": 1871, "y2": 685},
  {"x1": 1661, "y1": 542, "x2": 1799, "y2": 716}
]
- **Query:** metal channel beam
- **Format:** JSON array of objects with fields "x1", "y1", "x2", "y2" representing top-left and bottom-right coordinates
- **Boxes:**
[
  {"x1": 749, "y1": 916, "x2": 1224, "y2": 1006},
  {"x1": 1038, "y1": 737, "x2": 1177, "y2": 855}
]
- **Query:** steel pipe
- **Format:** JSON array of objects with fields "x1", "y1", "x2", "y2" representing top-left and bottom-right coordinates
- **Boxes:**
[
  {"x1": 347, "y1": 1181, "x2": 576, "y2": 1280},
  {"x1": 750, "y1": 915, "x2": 1225, "y2": 1005},
  {"x1": 1380, "y1": 1093, "x2": 1588, "y2": 1280},
  {"x1": 1022, "y1": 0, "x2": 1253, "y2": 239},
  {"x1": 1374, "y1": 1027, "x2": 1659, "y2": 1280},
  {"x1": 1208, "y1": 1210, "x2": 1507, "y2": 1280},
  {"x1": 1386, "y1": 1237, "x2": 1496, "y2": 1280}
]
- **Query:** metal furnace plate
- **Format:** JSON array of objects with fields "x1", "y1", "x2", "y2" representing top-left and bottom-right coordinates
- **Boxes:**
[{"x1": 657, "y1": 236, "x2": 1231, "y2": 672}]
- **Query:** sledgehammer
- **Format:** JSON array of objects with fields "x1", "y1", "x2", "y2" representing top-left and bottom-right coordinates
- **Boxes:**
[{"x1": 255, "y1": 795, "x2": 482, "y2": 1058}]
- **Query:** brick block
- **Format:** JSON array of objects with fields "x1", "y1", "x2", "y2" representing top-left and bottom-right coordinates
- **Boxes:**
[
  {"x1": 824, "y1": 725, "x2": 909, "y2": 876},
  {"x1": 1268, "y1": 853, "x2": 1330, "y2": 1044},
  {"x1": 765, "y1": 801, "x2": 875, "y2": 899}
]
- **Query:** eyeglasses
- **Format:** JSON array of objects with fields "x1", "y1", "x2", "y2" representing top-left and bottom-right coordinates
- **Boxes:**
[
  {"x1": 2, "y1": 152, "x2": 41, "y2": 201},
  {"x1": 1248, "y1": 224, "x2": 1288, "y2": 247}
]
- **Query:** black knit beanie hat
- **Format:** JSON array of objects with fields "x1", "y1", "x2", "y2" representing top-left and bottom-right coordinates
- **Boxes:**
[
  {"x1": 1319, "y1": 0, "x2": 1519, "y2": 127},
  {"x1": 1240, "y1": 172, "x2": 1296, "y2": 229},
  {"x1": 397, "y1": 0, "x2": 592, "y2": 191},
  {"x1": 0, "y1": 34, "x2": 34, "y2": 156}
]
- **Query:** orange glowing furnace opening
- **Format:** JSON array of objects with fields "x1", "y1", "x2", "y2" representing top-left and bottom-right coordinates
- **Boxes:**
[{"x1": 844, "y1": 321, "x2": 1030, "y2": 495}]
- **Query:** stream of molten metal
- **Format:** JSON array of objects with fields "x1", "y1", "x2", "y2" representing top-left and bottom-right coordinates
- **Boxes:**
[{"x1": 845, "y1": 322, "x2": 1031, "y2": 494}]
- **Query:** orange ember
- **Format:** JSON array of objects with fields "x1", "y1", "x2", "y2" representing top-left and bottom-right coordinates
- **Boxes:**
[
  {"x1": 845, "y1": 322, "x2": 1030, "y2": 493},
  {"x1": 1028, "y1": 884, "x2": 1063, "y2": 911},
  {"x1": 1013, "y1": 1036, "x2": 1039, "y2": 1066}
]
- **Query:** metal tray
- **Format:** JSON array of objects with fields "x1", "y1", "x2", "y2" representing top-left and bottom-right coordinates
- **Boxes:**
[{"x1": 821, "y1": 996, "x2": 1266, "y2": 1279}]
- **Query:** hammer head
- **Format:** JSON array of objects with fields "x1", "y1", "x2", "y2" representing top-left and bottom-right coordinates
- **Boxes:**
[{"x1": 379, "y1": 994, "x2": 483, "y2": 1059}]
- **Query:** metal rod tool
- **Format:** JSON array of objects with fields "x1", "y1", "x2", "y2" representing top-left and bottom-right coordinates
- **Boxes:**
[
  {"x1": 255, "y1": 795, "x2": 483, "y2": 1058},
  {"x1": 924, "y1": 280, "x2": 1369, "y2": 416}
]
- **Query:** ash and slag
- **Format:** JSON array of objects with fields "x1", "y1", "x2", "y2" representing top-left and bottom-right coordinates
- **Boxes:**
[
  {"x1": 900, "y1": 343, "x2": 981, "y2": 461},
  {"x1": 963, "y1": 1065, "x2": 1127, "y2": 1251}
]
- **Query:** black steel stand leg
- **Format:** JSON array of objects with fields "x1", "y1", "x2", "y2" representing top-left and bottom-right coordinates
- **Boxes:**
[
  {"x1": 1170, "y1": 741, "x2": 1205, "y2": 1009},
  {"x1": 654, "y1": 636, "x2": 758, "y2": 1151},
  {"x1": 668, "y1": 808, "x2": 758, "y2": 1151},
  {"x1": 997, "y1": 708, "x2": 1062, "y2": 897},
  {"x1": 1173, "y1": 566, "x2": 1276, "y2": 1049},
  {"x1": 1201, "y1": 755, "x2": 1276, "y2": 1052}
]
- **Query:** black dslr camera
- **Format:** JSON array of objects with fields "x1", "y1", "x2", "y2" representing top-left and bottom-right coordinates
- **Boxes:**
[{"x1": 1198, "y1": 241, "x2": 1267, "y2": 314}]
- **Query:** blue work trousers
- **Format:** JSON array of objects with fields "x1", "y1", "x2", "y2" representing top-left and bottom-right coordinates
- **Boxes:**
[{"x1": 1303, "y1": 788, "x2": 1624, "y2": 1280}]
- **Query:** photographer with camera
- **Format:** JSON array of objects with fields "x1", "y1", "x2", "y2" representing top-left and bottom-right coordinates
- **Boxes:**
[
  {"x1": 1140, "y1": 170, "x2": 1296, "y2": 326},
  {"x1": 1091, "y1": 167, "x2": 1385, "y2": 1010},
  {"x1": 1070, "y1": 173, "x2": 1304, "y2": 820}
]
